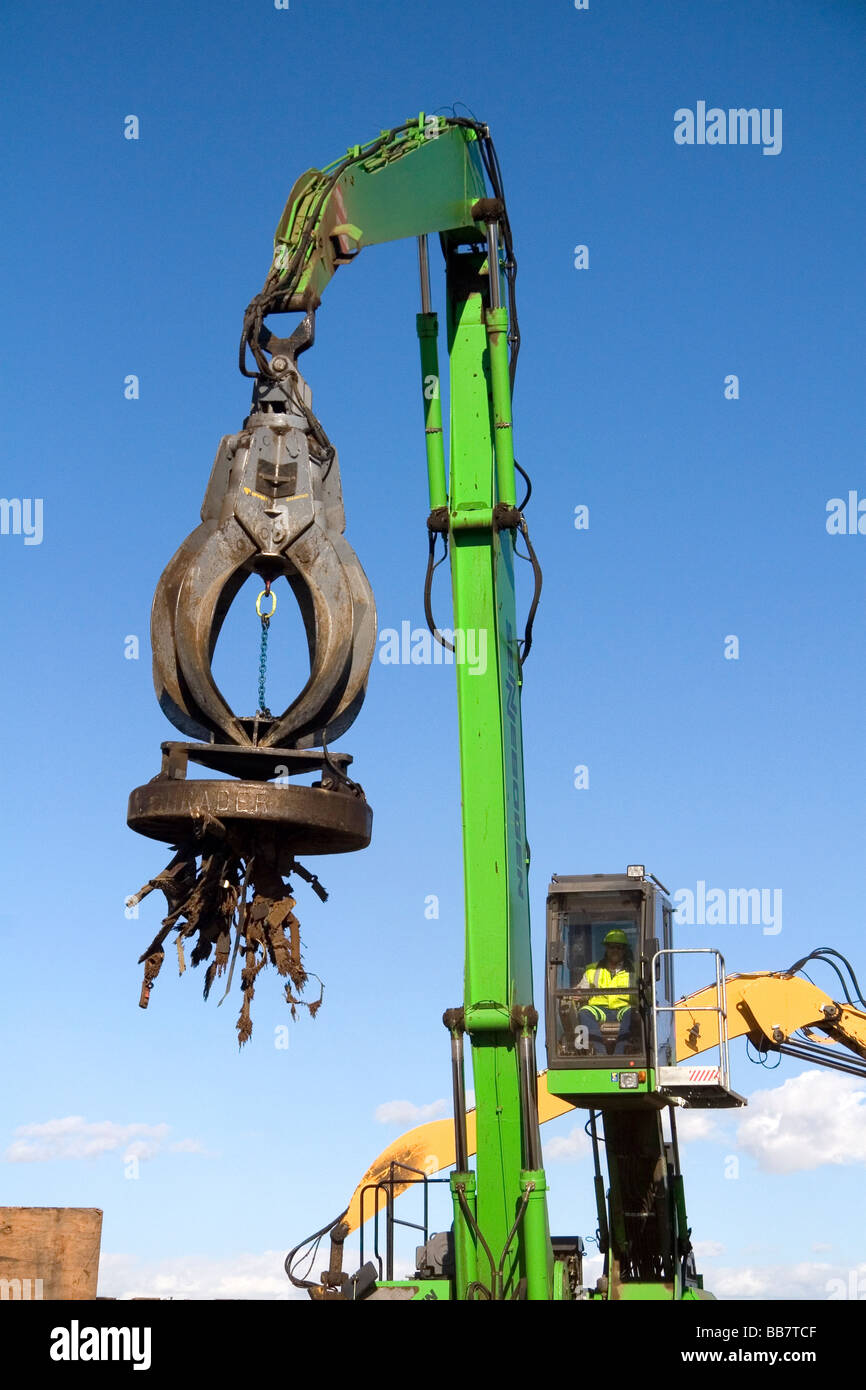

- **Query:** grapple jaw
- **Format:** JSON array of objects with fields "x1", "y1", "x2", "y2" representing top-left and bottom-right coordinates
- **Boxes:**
[{"x1": 151, "y1": 364, "x2": 376, "y2": 751}]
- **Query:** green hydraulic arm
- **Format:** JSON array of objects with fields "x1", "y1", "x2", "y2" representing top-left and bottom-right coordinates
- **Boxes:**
[
  {"x1": 240, "y1": 115, "x2": 489, "y2": 374},
  {"x1": 246, "y1": 114, "x2": 552, "y2": 1299}
]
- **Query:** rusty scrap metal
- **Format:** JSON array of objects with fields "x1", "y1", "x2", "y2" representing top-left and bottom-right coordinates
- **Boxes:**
[
  {"x1": 132, "y1": 837, "x2": 325, "y2": 1045},
  {"x1": 128, "y1": 743, "x2": 371, "y2": 1041}
]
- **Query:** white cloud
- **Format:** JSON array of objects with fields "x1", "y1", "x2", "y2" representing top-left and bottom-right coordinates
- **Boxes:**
[
  {"x1": 122, "y1": 1136, "x2": 167, "y2": 1161},
  {"x1": 736, "y1": 1072, "x2": 866, "y2": 1173},
  {"x1": 374, "y1": 1099, "x2": 447, "y2": 1127},
  {"x1": 707, "y1": 1260, "x2": 866, "y2": 1301},
  {"x1": 99, "y1": 1251, "x2": 303, "y2": 1301},
  {"x1": 544, "y1": 1126, "x2": 590, "y2": 1162},
  {"x1": 673, "y1": 1108, "x2": 728, "y2": 1143},
  {"x1": 581, "y1": 1252, "x2": 604, "y2": 1290},
  {"x1": 693, "y1": 1240, "x2": 725, "y2": 1258},
  {"x1": 168, "y1": 1138, "x2": 208, "y2": 1154},
  {"x1": 4, "y1": 1116, "x2": 202, "y2": 1163},
  {"x1": 98, "y1": 1248, "x2": 427, "y2": 1302}
]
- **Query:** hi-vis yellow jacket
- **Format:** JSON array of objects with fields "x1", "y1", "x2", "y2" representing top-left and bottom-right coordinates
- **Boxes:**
[{"x1": 578, "y1": 964, "x2": 635, "y2": 1011}]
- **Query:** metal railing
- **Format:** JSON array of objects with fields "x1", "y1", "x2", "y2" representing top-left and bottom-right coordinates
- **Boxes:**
[
  {"x1": 358, "y1": 1160, "x2": 448, "y2": 1281},
  {"x1": 651, "y1": 947, "x2": 733, "y2": 1090}
]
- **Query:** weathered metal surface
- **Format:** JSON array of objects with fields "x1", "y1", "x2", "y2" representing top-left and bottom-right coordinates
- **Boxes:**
[
  {"x1": 129, "y1": 836, "x2": 331, "y2": 1044},
  {"x1": 158, "y1": 740, "x2": 354, "y2": 782},
  {"x1": 151, "y1": 369, "x2": 375, "y2": 752},
  {"x1": 127, "y1": 777, "x2": 371, "y2": 859}
]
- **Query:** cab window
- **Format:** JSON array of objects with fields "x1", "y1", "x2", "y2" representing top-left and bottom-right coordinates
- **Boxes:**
[{"x1": 550, "y1": 892, "x2": 644, "y2": 1062}]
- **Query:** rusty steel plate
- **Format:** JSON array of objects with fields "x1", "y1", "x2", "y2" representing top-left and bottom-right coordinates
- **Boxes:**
[{"x1": 127, "y1": 778, "x2": 372, "y2": 856}]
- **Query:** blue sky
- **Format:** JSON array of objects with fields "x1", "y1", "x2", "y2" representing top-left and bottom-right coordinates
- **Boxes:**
[{"x1": 0, "y1": 0, "x2": 864, "y2": 1299}]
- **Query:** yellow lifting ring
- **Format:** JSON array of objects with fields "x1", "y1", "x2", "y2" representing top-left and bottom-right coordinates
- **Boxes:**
[{"x1": 256, "y1": 588, "x2": 277, "y2": 619}]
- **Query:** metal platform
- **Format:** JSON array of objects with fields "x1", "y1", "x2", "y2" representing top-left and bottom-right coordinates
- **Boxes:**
[
  {"x1": 656, "y1": 1065, "x2": 746, "y2": 1109},
  {"x1": 653, "y1": 948, "x2": 745, "y2": 1108}
]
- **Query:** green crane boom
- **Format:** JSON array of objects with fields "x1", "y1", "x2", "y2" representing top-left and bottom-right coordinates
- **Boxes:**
[
  {"x1": 248, "y1": 113, "x2": 550, "y2": 1298},
  {"x1": 251, "y1": 114, "x2": 717, "y2": 1303}
]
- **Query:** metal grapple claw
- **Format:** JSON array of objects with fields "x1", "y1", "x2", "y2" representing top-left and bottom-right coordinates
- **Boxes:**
[
  {"x1": 151, "y1": 366, "x2": 376, "y2": 750},
  {"x1": 128, "y1": 356, "x2": 375, "y2": 1036}
]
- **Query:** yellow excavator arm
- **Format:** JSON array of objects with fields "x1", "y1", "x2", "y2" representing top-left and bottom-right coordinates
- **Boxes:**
[
  {"x1": 675, "y1": 970, "x2": 866, "y2": 1062},
  {"x1": 344, "y1": 966, "x2": 866, "y2": 1235},
  {"x1": 343, "y1": 1080, "x2": 575, "y2": 1235}
]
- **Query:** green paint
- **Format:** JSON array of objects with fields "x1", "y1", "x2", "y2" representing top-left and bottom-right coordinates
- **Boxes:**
[
  {"x1": 417, "y1": 312, "x2": 447, "y2": 510},
  {"x1": 615, "y1": 1282, "x2": 676, "y2": 1302},
  {"x1": 444, "y1": 247, "x2": 546, "y2": 1297},
  {"x1": 450, "y1": 1171, "x2": 478, "y2": 1296},
  {"x1": 374, "y1": 1280, "x2": 453, "y2": 1301},
  {"x1": 521, "y1": 1170, "x2": 554, "y2": 1299},
  {"x1": 272, "y1": 121, "x2": 487, "y2": 305},
  {"x1": 546, "y1": 1069, "x2": 657, "y2": 1099},
  {"x1": 485, "y1": 307, "x2": 517, "y2": 507}
]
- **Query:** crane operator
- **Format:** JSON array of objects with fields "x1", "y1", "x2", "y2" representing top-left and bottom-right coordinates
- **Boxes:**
[{"x1": 575, "y1": 929, "x2": 637, "y2": 1056}]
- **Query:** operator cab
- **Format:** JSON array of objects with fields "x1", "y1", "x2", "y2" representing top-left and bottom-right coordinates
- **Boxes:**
[{"x1": 545, "y1": 868, "x2": 676, "y2": 1101}]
